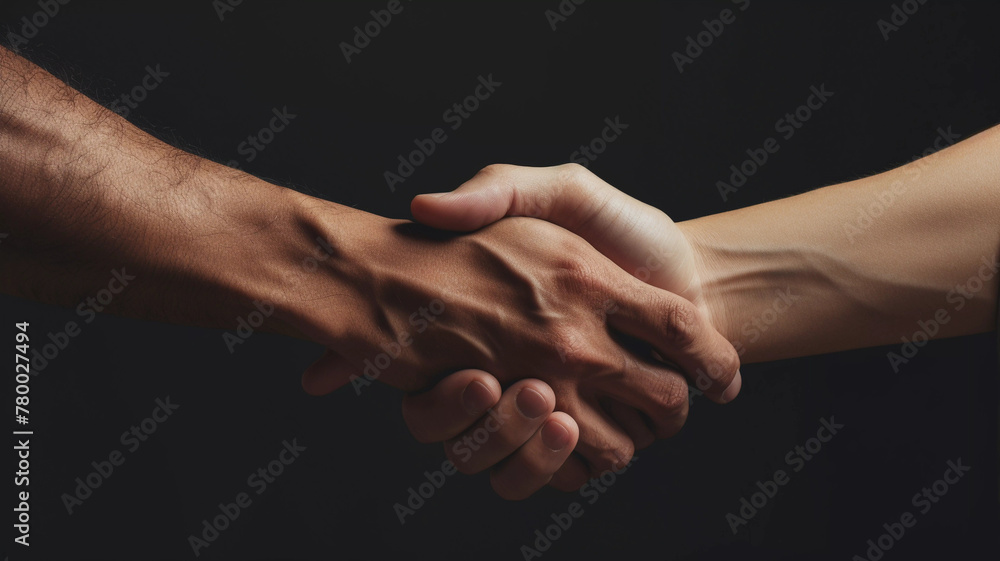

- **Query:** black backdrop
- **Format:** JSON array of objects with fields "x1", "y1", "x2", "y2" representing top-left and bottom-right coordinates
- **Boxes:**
[{"x1": 3, "y1": 1, "x2": 999, "y2": 560}]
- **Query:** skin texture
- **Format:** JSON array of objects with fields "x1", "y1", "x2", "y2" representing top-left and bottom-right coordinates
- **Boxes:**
[
  {"x1": 407, "y1": 131, "x2": 1000, "y2": 496},
  {"x1": 0, "y1": 48, "x2": 741, "y2": 484}
]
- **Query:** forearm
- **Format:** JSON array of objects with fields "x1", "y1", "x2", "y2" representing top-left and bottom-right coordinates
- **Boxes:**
[
  {"x1": 681, "y1": 125, "x2": 1000, "y2": 363},
  {"x1": 0, "y1": 47, "x2": 352, "y2": 335}
]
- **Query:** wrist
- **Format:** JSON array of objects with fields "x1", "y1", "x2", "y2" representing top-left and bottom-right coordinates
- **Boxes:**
[
  {"x1": 244, "y1": 190, "x2": 390, "y2": 344},
  {"x1": 676, "y1": 218, "x2": 739, "y2": 348},
  {"x1": 678, "y1": 209, "x2": 825, "y2": 364}
]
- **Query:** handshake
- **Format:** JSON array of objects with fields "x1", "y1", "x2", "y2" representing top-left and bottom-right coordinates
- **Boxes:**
[
  {"x1": 293, "y1": 163, "x2": 743, "y2": 500},
  {"x1": 2, "y1": 45, "x2": 996, "y2": 505}
]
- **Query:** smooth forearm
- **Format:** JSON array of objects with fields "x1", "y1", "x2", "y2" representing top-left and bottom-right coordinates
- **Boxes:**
[{"x1": 681, "y1": 125, "x2": 1000, "y2": 363}]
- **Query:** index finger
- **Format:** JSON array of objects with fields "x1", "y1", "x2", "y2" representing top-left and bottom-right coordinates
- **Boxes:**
[{"x1": 607, "y1": 278, "x2": 742, "y2": 404}]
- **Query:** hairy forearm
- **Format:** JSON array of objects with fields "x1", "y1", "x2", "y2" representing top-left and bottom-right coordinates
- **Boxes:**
[
  {"x1": 0, "y1": 46, "x2": 351, "y2": 334},
  {"x1": 681, "y1": 125, "x2": 1000, "y2": 363}
]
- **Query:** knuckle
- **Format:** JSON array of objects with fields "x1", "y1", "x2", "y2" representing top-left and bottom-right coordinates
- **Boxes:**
[
  {"x1": 696, "y1": 344, "x2": 741, "y2": 392},
  {"x1": 660, "y1": 374, "x2": 691, "y2": 411},
  {"x1": 549, "y1": 323, "x2": 587, "y2": 365},
  {"x1": 477, "y1": 163, "x2": 513, "y2": 180},
  {"x1": 560, "y1": 260, "x2": 592, "y2": 288},
  {"x1": 557, "y1": 162, "x2": 595, "y2": 189},
  {"x1": 555, "y1": 242, "x2": 593, "y2": 272},
  {"x1": 591, "y1": 440, "x2": 635, "y2": 474},
  {"x1": 651, "y1": 376, "x2": 690, "y2": 438},
  {"x1": 661, "y1": 299, "x2": 699, "y2": 349},
  {"x1": 555, "y1": 253, "x2": 608, "y2": 297}
]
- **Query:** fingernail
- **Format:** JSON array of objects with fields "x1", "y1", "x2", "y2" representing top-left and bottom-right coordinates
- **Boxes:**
[
  {"x1": 541, "y1": 421, "x2": 571, "y2": 451},
  {"x1": 462, "y1": 381, "x2": 494, "y2": 415},
  {"x1": 421, "y1": 192, "x2": 449, "y2": 199},
  {"x1": 721, "y1": 370, "x2": 742, "y2": 403},
  {"x1": 516, "y1": 387, "x2": 549, "y2": 419}
]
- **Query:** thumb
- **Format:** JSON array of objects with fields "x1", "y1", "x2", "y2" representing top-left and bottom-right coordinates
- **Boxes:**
[
  {"x1": 301, "y1": 349, "x2": 356, "y2": 396},
  {"x1": 411, "y1": 164, "x2": 627, "y2": 234},
  {"x1": 411, "y1": 178, "x2": 515, "y2": 232}
]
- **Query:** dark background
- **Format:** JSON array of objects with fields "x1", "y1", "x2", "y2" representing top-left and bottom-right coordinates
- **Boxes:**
[{"x1": 2, "y1": 1, "x2": 999, "y2": 559}]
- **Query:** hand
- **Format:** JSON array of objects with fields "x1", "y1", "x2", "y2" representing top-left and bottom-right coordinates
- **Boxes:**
[
  {"x1": 288, "y1": 199, "x2": 740, "y2": 475},
  {"x1": 402, "y1": 164, "x2": 741, "y2": 496}
]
